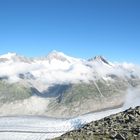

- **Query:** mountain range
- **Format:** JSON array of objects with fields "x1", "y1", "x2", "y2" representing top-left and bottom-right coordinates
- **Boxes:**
[{"x1": 0, "y1": 51, "x2": 140, "y2": 117}]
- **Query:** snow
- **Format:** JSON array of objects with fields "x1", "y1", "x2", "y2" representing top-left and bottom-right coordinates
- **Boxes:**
[
  {"x1": 0, "y1": 52, "x2": 17, "y2": 59},
  {"x1": 0, "y1": 51, "x2": 140, "y2": 86},
  {"x1": 0, "y1": 108, "x2": 122, "y2": 140}
]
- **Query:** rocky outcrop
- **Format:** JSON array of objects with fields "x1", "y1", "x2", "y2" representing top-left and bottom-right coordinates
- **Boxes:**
[{"x1": 54, "y1": 106, "x2": 140, "y2": 140}]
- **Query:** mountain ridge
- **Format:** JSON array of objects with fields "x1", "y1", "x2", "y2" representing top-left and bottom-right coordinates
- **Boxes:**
[{"x1": 0, "y1": 51, "x2": 140, "y2": 117}]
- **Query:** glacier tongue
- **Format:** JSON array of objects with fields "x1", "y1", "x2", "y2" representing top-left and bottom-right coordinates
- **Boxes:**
[{"x1": 0, "y1": 107, "x2": 123, "y2": 140}]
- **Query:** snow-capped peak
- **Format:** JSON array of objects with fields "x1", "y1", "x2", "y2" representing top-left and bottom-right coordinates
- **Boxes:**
[
  {"x1": 0, "y1": 52, "x2": 33, "y2": 63},
  {"x1": 46, "y1": 50, "x2": 80, "y2": 63},
  {"x1": 94, "y1": 56, "x2": 110, "y2": 64},
  {"x1": 89, "y1": 56, "x2": 111, "y2": 66},
  {"x1": 47, "y1": 50, "x2": 67, "y2": 59},
  {"x1": 0, "y1": 52, "x2": 17, "y2": 59},
  {"x1": 46, "y1": 50, "x2": 70, "y2": 63}
]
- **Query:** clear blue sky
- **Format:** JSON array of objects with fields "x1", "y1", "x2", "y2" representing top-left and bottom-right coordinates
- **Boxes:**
[{"x1": 0, "y1": 0, "x2": 140, "y2": 63}]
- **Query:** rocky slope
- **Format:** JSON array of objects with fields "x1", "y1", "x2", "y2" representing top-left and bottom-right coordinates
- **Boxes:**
[
  {"x1": 45, "y1": 81, "x2": 127, "y2": 117},
  {"x1": 54, "y1": 106, "x2": 140, "y2": 140}
]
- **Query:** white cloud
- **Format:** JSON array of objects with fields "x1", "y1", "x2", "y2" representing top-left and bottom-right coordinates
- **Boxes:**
[{"x1": 0, "y1": 53, "x2": 140, "y2": 87}]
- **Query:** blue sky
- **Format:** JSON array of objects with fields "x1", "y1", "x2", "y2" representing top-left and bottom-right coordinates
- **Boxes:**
[{"x1": 0, "y1": 0, "x2": 140, "y2": 63}]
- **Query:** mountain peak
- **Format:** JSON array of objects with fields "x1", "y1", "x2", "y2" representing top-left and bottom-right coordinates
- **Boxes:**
[
  {"x1": 47, "y1": 50, "x2": 71, "y2": 63},
  {"x1": 94, "y1": 55, "x2": 105, "y2": 61},
  {"x1": 0, "y1": 52, "x2": 33, "y2": 63},
  {"x1": 0, "y1": 52, "x2": 17, "y2": 59},
  {"x1": 48, "y1": 50, "x2": 65, "y2": 57},
  {"x1": 88, "y1": 55, "x2": 111, "y2": 65},
  {"x1": 94, "y1": 56, "x2": 110, "y2": 65}
]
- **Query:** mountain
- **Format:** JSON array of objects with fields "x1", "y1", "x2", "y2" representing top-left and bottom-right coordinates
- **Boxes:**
[
  {"x1": 45, "y1": 50, "x2": 80, "y2": 63},
  {"x1": 88, "y1": 55, "x2": 111, "y2": 66},
  {"x1": 0, "y1": 52, "x2": 33, "y2": 63},
  {"x1": 0, "y1": 51, "x2": 140, "y2": 117},
  {"x1": 54, "y1": 106, "x2": 140, "y2": 140}
]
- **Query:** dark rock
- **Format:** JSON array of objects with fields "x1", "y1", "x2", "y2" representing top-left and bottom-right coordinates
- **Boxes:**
[
  {"x1": 113, "y1": 133, "x2": 125, "y2": 140},
  {"x1": 110, "y1": 131, "x2": 117, "y2": 138},
  {"x1": 131, "y1": 128, "x2": 140, "y2": 135},
  {"x1": 0, "y1": 76, "x2": 8, "y2": 80}
]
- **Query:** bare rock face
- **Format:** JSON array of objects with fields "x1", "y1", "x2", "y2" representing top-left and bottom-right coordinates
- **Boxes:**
[{"x1": 54, "y1": 106, "x2": 140, "y2": 140}]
